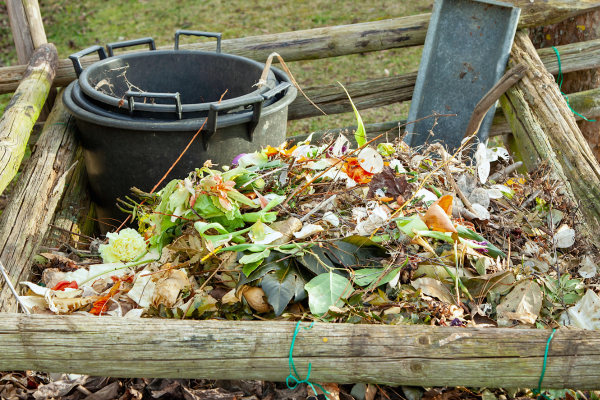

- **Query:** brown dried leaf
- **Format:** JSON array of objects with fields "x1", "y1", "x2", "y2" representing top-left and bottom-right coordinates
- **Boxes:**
[
  {"x1": 421, "y1": 204, "x2": 457, "y2": 233},
  {"x1": 367, "y1": 166, "x2": 410, "y2": 199}
]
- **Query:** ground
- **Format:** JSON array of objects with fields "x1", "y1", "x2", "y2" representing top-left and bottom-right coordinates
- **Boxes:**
[{"x1": 0, "y1": 0, "x2": 433, "y2": 132}]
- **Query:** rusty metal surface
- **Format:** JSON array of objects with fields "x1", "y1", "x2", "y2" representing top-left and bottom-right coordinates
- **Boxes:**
[{"x1": 405, "y1": 0, "x2": 520, "y2": 151}]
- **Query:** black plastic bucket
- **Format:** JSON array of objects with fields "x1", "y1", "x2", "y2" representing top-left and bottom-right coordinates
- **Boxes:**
[
  {"x1": 69, "y1": 31, "x2": 277, "y2": 120},
  {"x1": 64, "y1": 65, "x2": 296, "y2": 232}
]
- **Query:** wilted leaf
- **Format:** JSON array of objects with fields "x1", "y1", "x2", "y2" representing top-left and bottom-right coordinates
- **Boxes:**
[
  {"x1": 496, "y1": 279, "x2": 542, "y2": 327},
  {"x1": 554, "y1": 225, "x2": 575, "y2": 248},
  {"x1": 475, "y1": 143, "x2": 490, "y2": 184},
  {"x1": 579, "y1": 256, "x2": 597, "y2": 279},
  {"x1": 367, "y1": 166, "x2": 410, "y2": 200},
  {"x1": 305, "y1": 272, "x2": 353, "y2": 315},
  {"x1": 357, "y1": 147, "x2": 384, "y2": 174},
  {"x1": 462, "y1": 270, "x2": 515, "y2": 298},
  {"x1": 421, "y1": 204, "x2": 457, "y2": 233},
  {"x1": 412, "y1": 277, "x2": 456, "y2": 305},
  {"x1": 559, "y1": 289, "x2": 600, "y2": 330}
]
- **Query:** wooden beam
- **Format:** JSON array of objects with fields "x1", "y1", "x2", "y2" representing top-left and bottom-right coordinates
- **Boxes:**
[
  {"x1": 21, "y1": 0, "x2": 47, "y2": 49},
  {"x1": 5, "y1": 0, "x2": 35, "y2": 65},
  {"x1": 289, "y1": 38, "x2": 600, "y2": 120},
  {"x1": 0, "y1": 314, "x2": 599, "y2": 389},
  {"x1": 0, "y1": 91, "x2": 81, "y2": 313},
  {"x1": 0, "y1": 1, "x2": 598, "y2": 95},
  {"x1": 0, "y1": 44, "x2": 58, "y2": 195},
  {"x1": 44, "y1": 145, "x2": 97, "y2": 249},
  {"x1": 500, "y1": 30, "x2": 600, "y2": 245}
]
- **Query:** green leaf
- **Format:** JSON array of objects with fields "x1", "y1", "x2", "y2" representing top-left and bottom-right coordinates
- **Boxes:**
[
  {"x1": 240, "y1": 249, "x2": 271, "y2": 265},
  {"x1": 353, "y1": 259, "x2": 406, "y2": 287},
  {"x1": 297, "y1": 236, "x2": 388, "y2": 275},
  {"x1": 261, "y1": 261, "x2": 308, "y2": 316},
  {"x1": 394, "y1": 217, "x2": 428, "y2": 238},
  {"x1": 456, "y1": 225, "x2": 506, "y2": 259},
  {"x1": 304, "y1": 272, "x2": 353, "y2": 316},
  {"x1": 338, "y1": 82, "x2": 366, "y2": 147},
  {"x1": 242, "y1": 260, "x2": 264, "y2": 277}
]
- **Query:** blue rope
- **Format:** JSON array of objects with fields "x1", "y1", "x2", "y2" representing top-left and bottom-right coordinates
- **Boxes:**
[
  {"x1": 532, "y1": 328, "x2": 556, "y2": 400},
  {"x1": 286, "y1": 321, "x2": 329, "y2": 397},
  {"x1": 552, "y1": 46, "x2": 596, "y2": 122}
]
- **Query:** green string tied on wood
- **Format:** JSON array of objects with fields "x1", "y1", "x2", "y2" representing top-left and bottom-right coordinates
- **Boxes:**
[
  {"x1": 552, "y1": 46, "x2": 596, "y2": 122},
  {"x1": 286, "y1": 321, "x2": 329, "y2": 397},
  {"x1": 532, "y1": 328, "x2": 557, "y2": 400}
]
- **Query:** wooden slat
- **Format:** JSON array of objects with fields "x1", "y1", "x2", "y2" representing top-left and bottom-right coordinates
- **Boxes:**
[
  {"x1": 289, "y1": 38, "x2": 600, "y2": 120},
  {"x1": 0, "y1": 314, "x2": 598, "y2": 389},
  {"x1": 0, "y1": 91, "x2": 81, "y2": 313},
  {"x1": 0, "y1": 1, "x2": 598, "y2": 95}
]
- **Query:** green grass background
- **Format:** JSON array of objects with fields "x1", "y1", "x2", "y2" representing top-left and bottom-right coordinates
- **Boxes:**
[{"x1": 0, "y1": 0, "x2": 433, "y2": 133}]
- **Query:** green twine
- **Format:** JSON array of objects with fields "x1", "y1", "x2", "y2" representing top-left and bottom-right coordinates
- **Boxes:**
[
  {"x1": 552, "y1": 46, "x2": 596, "y2": 122},
  {"x1": 532, "y1": 328, "x2": 557, "y2": 400},
  {"x1": 287, "y1": 321, "x2": 329, "y2": 397}
]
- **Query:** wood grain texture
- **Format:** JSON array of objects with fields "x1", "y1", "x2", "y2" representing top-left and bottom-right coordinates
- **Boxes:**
[
  {"x1": 21, "y1": 0, "x2": 46, "y2": 49},
  {"x1": 289, "y1": 39, "x2": 600, "y2": 121},
  {"x1": 0, "y1": 2, "x2": 599, "y2": 95},
  {"x1": 0, "y1": 314, "x2": 598, "y2": 389},
  {"x1": 0, "y1": 91, "x2": 80, "y2": 313},
  {"x1": 500, "y1": 30, "x2": 600, "y2": 245},
  {"x1": 5, "y1": 0, "x2": 35, "y2": 65},
  {"x1": 45, "y1": 145, "x2": 96, "y2": 249},
  {"x1": 0, "y1": 44, "x2": 58, "y2": 195}
]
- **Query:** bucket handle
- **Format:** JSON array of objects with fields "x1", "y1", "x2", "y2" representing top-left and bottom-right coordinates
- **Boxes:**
[
  {"x1": 106, "y1": 37, "x2": 156, "y2": 57},
  {"x1": 69, "y1": 45, "x2": 108, "y2": 78},
  {"x1": 174, "y1": 30, "x2": 222, "y2": 53},
  {"x1": 203, "y1": 94, "x2": 264, "y2": 151},
  {"x1": 125, "y1": 91, "x2": 182, "y2": 120}
]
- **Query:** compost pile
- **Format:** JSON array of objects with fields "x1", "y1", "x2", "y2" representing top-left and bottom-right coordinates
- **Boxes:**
[{"x1": 19, "y1": 114, "x2": 599, "y2": 331}]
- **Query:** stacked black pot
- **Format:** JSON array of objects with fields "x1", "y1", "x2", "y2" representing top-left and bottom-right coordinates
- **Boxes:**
[{"x1": 63, "y1": 30, "x2": 297, "y2": 232}]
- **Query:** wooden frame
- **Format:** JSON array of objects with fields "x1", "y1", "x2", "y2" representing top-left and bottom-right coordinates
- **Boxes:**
[{"x1": 1, "y1": 0, "x2": 600, "y2": 388}]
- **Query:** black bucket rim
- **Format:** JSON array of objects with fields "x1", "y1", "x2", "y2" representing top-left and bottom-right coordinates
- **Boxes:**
[
  {"x1": 64, "y1": 66, "x2": 297, "y2": 132},
  {"x1": 78, "y1": 49, "x2": 278, "y2": 116},
  {"x1": 71, "y1": 80, "x2": 278, "y2": 122}
]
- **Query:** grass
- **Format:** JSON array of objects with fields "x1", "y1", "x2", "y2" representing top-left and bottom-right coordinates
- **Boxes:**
[{"x1": 0, "y1": 0, "x2": 434, "y2": 134}]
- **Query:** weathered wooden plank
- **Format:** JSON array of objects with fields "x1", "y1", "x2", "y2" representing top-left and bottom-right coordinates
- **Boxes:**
[
  {"x1": 289, "y1": 38, "x2": 600, "y2": 120},
  {"x1": 21, "y1": 0, "x2": 47, "y2": 49},
  {"x1": 45, "y1": 145, "x2": 97, "y2": 249},
  {"x1": 500, "y1": 30, "x2": 600, "y2": 245},
  {"x1": 0, "y1": 314, "x2": 598, "y2": 389},
  {"x1": 0, "y1": 44, "x2": 58, "y2": 195},
  {"x1": 0, "y1": 1, "x2": 598, "y2": 95},
  {"x1": 0, "y1": 91, "x2": 81, "y2": 313},
  {"x1": 5, "y1": 0, "x2": 35, "y2": 65}
]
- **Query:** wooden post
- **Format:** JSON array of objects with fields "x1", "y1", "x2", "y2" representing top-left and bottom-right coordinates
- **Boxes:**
[
  {"x1": 1, "y1": 315, "x2": 600, "y2": 389},
  {"x1": 500, "y1": 30, "x2": 600, "y2": 245},
  {"x1": 530, "y1": 11, "x2": 600, "y2": 162},
  {"x1": 5, "y1": 0, "x2": 35, "y2": 65},
  {"x1": 6, "y1": 0, "x2": 54, "y2": 118},
  {"x1": 0, "y1": 44, "x2": 58, "y2": 195},
  {"x1": 0, "y1": 91, "x2": 84, "y2": 313},
  {"x1": 21, "y1": 0, "x2": 47, "y2": 49}
]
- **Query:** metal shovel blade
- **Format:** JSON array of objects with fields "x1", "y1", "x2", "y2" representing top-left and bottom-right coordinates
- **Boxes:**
[{"x1": 405, "y1": 0, "x2": 520, "y2": 151}]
